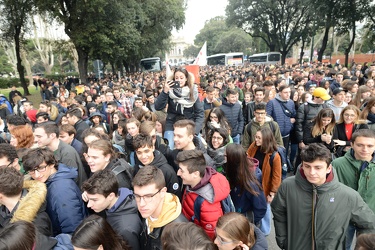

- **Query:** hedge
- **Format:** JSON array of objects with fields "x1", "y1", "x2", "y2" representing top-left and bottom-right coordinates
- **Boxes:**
[{"x1": 0, "y1": 78, "x2": 23, "y2": 89}]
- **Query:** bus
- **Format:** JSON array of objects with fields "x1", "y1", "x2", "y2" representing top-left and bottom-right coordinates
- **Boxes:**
[
  {"x1": 207, "y1": 52, "x2": 244, "y2": 66},
  {"x1": 248, "y1": 52, "x2": 281, "y2": 65},
  {"x1": 140, "y1": 57, "x2": 162, "y2": 72}
]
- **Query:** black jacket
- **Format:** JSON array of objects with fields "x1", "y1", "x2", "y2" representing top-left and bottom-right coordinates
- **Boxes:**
[
  {"x1": 74, "y1": 119, "x2": 90, "y2": 142},
  {"x1": 106, "y1": 158, "x2": 134, "y2": 189}
]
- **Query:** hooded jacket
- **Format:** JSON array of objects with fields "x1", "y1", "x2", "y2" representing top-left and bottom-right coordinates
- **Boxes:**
[
  {"x1": 332, "y1": 149, "x2": 375, "y2": 213},
  {"x1": 182, "y1": 167, "x2": 230, "y2": 239},
  {"x1": 271, "y1": 168, "x2": 375, "y2": 250},
  {"x1": 266, "y1": 95, "x2": 296, "y2": 137},
  {"x1": 106, "y1": 158, "x2": 133, "y2": 189},
  {"x1": 140, "y1": 193, "x2": 187, "y2": 250},
  {"x1": 134, "y1": 150, "x2": 181, "y2": 198},
  {"x1": 106, "y1": 188, "x2": 142, "y2": 250},
  {"x1": 0, "y1": 180, "x2": 58, "y2": 250},
  {"x1": 219, "y1": 98, "x2": 244, "y2": 137},
  {"x1": 45, "y1": 164, "x2": 87, "y2": 236}
]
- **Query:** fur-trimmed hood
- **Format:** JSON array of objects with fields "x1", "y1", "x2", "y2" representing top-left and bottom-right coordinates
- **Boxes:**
[{"x1": 11, "y1": 180, "x2": 47, "y2": 223}]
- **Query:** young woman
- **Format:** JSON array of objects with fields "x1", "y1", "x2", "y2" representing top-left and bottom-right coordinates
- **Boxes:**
[
  {"x1": 225, "y1": 144, "x2": 267, "y2": 226},
  {"x1": 303, "y1": 108, "x2": 336, "y2": 151},
  {"x1": 72, "y1": 215, "x2": 129, "y2": 250},
  {"x1": 203, "y1": 107, "x2": 232, "y2": 141},
  {"x1": 155, "y1": 68, "x2": 204, "y2": 149},
  {"x1": 9, "y1": 125, "x2": 34, "y2": 149},
  {"x1": 214, "y1": 212, "x2": 268, "y2": 250},
  {"x1": 0, "y1": 221, "x2": 36, "y2": 250},
  {"x1": 351, "y1": 85, "x2": 371, "y2": 108},
  {"x1": 85, "y1": 139, "x2": 133, "y2": 189},
  {"x1": 125, "y1": 118, "x2": 140, "y2": 166},
  {"x1": 359, "y1": 97, "x2": 375, "y2": 131},
  {"x1": 89, "y1": 112, "x2": 109, "y2": 134},
  {"x1": 112, "y1": 119, "x2": 127, "y2": 151},
  {"x1": 155, "y1": 116, "x2": 166, "y2": 137},
  {"x1": 246, "y1": 127, "x2": 282, "y2": 236},
  {"x1": 207, "y1": 127, "x2": 231, "y2": 173},
  {"x1": 110, "y1": 111, "x2": 126, "y2": 136},
  {"x1": 333, "y1": 105, "x2": 368, "y2": 157}
]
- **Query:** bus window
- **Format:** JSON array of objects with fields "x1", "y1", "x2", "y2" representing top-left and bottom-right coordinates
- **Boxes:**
[{"x1": 140, "y1": 57, "x2": 161, "y2": 72}]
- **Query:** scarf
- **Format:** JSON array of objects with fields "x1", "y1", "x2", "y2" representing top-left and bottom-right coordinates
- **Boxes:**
[
  {"x1": 169, "y1": 85, "x2": 198, "y2": 114},
  {"x1": 147, "y1": 193, "x2": 181, "y2": 233}
]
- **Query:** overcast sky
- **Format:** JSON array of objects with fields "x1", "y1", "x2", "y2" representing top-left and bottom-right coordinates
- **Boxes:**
[{"x1": 173, "y1": 0, "x2": 228, "y2": 44}]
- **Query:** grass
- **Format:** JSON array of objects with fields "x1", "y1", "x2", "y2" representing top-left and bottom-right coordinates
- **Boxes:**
[{"x1": 0, "y1": 86, "x2": 42, "y2": 105}]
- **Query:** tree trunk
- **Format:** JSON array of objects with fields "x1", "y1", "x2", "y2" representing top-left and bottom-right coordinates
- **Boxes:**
[
  {"x1": 76, "y1": 47, "x2": 88, "y2": 84},
  {"x1": 345, "y1": 23, "x2": 356, "y2": 67},
  {"x1": 280, "y1": 50, "x2": 288, "y2": 65},
  {"x1": 318, "y1": 22, "x2": 332, "y2": 62},
  {"x1": 14, "y1": 27, "x2": 29, "y2": 95},
  {"x1": 299, "y1": 40, "x2": 306, "y2": 64}
]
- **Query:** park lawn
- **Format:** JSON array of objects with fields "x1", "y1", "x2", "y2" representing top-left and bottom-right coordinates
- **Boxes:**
[{"x1": 0, "y1": 86, "x2": 42, "y2": 105}]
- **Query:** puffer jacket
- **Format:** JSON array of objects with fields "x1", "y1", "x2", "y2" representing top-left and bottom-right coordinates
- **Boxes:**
[
  {"x1": 182, "y1": 167, "x2": 230, "y2": 239},
  {"x1": 271, "y1": 168, "x2": 375, "y2": 250},
  {"x1": 106, "y1": 188, "x2": 142, "y2": 250},
  {"x1": 266, "y1": 95, "x2": 295, "y2": 137},
  {"x1": 45, "y1": 164, "x2": 87, "y2": 236},
  {"x1": 219, "y1": 98, "x2": 244, "y2": 137},
  {"x1": 332, "y1": 149, "x2": 375, "y2": 213}
]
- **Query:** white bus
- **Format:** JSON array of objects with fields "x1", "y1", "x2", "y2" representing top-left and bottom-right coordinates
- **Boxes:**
[
  {"x1": 140, "y1": 57, "x2": 162, "y2": 72},
  {"x1": 248, "y1": 52, "x2": 281, "y2": 65},
  {"x1": 207, "y1": 52, "x2": 244, "y2": 66}
]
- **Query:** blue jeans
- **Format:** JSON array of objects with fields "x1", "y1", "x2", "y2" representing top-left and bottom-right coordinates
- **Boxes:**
[
  {"x1": 232, "y1": 134, "x2": 240, "y2": 144},
  {"x1": 260, "y1": 203, "x2": 271, "y2": 236},
  {"x1": 345, "y1": 223, "x2": 356, "y2": 250},
  {"x1": 164, "y1": 130, "x2": 174, "y2": 149}
]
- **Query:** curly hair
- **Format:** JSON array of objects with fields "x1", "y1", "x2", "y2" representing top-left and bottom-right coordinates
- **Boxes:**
[{"x1": 10, "y1": 125, "x2": 34, "y2": 149}]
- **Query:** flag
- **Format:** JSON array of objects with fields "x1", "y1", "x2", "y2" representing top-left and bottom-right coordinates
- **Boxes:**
[
  {"x1": 165, "y1": 53, "x2": 173, "y2": 79},
  {"x1": 193, "y1": 41, "x2": 207, "y2": 66}
]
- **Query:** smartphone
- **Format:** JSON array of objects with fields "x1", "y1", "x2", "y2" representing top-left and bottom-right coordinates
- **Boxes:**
[{"x1": 171, "y1": 81, "x2": 180, "y2": 88}]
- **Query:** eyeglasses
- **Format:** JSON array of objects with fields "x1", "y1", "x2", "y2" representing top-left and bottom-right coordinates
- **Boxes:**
[
  {"x1": 134, "y1": 188, "x2": 162, "y2": 203},
  {"x1": 0, "y1": 162, "x2": 12, "y2": 168},
  {"x1": 210, "y1": 116, "x2": 218, "y2": 119},
  {"x1": 254, "y1": 112, "x2": 266, "y2": 115},
  {"x1": 214, "y1": 229, "x2": 235, "y2": 245},
  {"x1": 344, "y1": 114, "x2": 356, "y2": 118},
  {"x1": 27, "y1": 165, "x2": 48, "y2": 175},
  {"x1": 212, "y1": 136, "x2": 223, "y2": 141}
]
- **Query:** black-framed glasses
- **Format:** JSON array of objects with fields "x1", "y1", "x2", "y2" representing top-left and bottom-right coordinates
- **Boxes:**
[
  {"x1": 134, "y1": 188, "x2": 162, "y2": 203},
  {"x1": 27, "y1": 165, "x2": 48, "y2": 175},
  {"x1": 0, "y1": 162, "x2": 12, "y2": 169}
]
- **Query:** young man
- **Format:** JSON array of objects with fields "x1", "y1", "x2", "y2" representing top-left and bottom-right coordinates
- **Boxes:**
[
  {"x1": 332, "y1": 129, "x2": 375, "y2": 249},
  {"x1": 58, "y1": 124, "x2": 82, "y2": 155},
  {"x1": 132, "y1": 134, "x2": 181, "y2": 198},
  {"x1": 66, "y1": 107, "x2": 89, "y2": 142},
  {"x1": 244, "y1": 87, "x2": 265, "y2": 124},
  {"x1": 33, "y1": 122, "x2": 87, "y2": 187},
  {"x1": 242, "y1": 102, "x2": 283, "y2": 150},
  {"x1": 203, "y1": 86, "x2": 221, "y2": 117},
  {"x1": 132, "y1": 165, "x2": 187, "y2": 250},
  {"x1": 176, "y1": 149, "x2": 230, "y2": 239},
  {"x1": 0, "y1": 143, "x2": 23, "y2": 173},
  {"x1": 271, "y1": 143, "x2": 375, "y2": 250},
  {"x1": 82, "y1": 170, "x2": 142, "y2": 250},
  {"x1": 22, "y1": 148, "x2": 87, "y2": 236},
  {"x1": 219, "y1": 88, "x2": 244, "y2": 144},
  {"x1": 326, "y1": 87, "x2": 348, "y2": 121}
]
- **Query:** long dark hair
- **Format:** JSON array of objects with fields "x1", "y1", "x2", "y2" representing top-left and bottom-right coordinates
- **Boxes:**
[
  {"x1": 225, "y1": 144, "x2": 262, "y2": 195},
  {"x1": 203, "y1": 107, "x2": 231, "y2": 137},
  {"x1": 0, "y1": 221, "x2": 36, "y2": 250},
  {"x1": 72, "y1": 215, "x2": 129, "y2": 250},
  {"x1": 258, "y1": 127, "x2": 278, "y2": 154}
]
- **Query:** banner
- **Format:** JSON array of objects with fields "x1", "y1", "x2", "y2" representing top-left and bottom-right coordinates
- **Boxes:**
[{"x1": 193, "y1": 41, "x2": 207, "y2": 66}]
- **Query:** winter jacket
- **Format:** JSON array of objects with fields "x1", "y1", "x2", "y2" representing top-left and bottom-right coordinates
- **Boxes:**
[
  {"x1": 252, "y1": 225, "x2": 268, "y2": 250},
  {"x1": 332, "y1": 149, "x2": 375, "y2": 213},
  {"x1": 134, "y1": 150, "x2": 181, "y2": 198},
  {"x1": 73, "y1": 119, "x2": 90, "y2": 142},
  {"x1": 333, "y1": 123, "x2": 368, "y2": 157},
  {"x1": 154, "y1": 87, "x2": 204, "y2": 135},
  {"x1": 271, "y1": 168, "x2": 375, "y2": 250},
  {"x1": 296, "y1": 101, "x2": 327, "y2": 142},
  {"x1": 219, "y1": 98, "x2": 244, "y2": 137},
  {"x1": 181, "y1": 167, "x2": 230, "y2": 239},
  {"x1": 230, "y1": 182, "x2": 267, "y2": 225},
  {"x1": 45, "y1": 164, "x2": 87, "y2": 236},
  {"x1": 266, "y1": 95, "x2": 296, "y2": 137},
  {"x1": 106, "y1": 158, "x2": 133, "y2": 189},
  {"x1": 106, "y1": 188, "x2": 142, "y2": 250},
  {"x1": 303, "y1": 121, "x2": 336, "y2": 152},
  {"x1": 242, "y1": 116, "x2": 283, "y2": 151},
  {"x1": 247, "y1": 142, "x2": 282, "y2": 197}
]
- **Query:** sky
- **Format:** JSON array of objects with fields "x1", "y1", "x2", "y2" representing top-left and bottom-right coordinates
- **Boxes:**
[{"x1": 173, "y1": 0, "x2": 228, "y2": 44}]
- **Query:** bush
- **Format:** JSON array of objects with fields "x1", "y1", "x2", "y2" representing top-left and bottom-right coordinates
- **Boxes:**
[
  {"x1": 44, "y1": 72, "x2": 79, "y2": 81},
  {"x1": 0, "y1": 78, "x2": 23, "y2": 88}
]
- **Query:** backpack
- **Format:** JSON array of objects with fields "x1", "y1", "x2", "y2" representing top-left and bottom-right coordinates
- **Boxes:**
[
  {"x1": 192, "y1": 194, "x2": 235, "y2": 222},
  {"x1": 246, "y1": 120, "x2": 275, "y2": 139},
  {"x1": 270, "y1": 146, "x2": 288, "y2": 180}
]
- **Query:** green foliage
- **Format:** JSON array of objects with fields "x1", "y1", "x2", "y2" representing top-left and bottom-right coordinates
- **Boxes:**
[
  {"x1": 0, "y1": 46, "x2": 14, "y2": 74},
  {"x1": 0, "y1": 78, "x2": 23, "y2": 88},
  {"x1": 214, "y1": 29, "x2": 251, "y2": 53},
  {"x1": 183, "y1": 45, "x2": 200, "y2": 58}
]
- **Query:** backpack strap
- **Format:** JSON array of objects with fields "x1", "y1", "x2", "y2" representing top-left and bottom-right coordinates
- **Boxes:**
[
  {"x1": 111, "y1": 164, "x2": 126, "y2": 176},
  {"x1": 269, "y1": 121, "x2": 275, "y2": 134},
  {"x1": 192, "y1": 195, "x2": 205, "y2": 222},
  {"x1": 269, "y1": 151, "x2": 277, "y2": 168},
  {"x1": 246, "y1": 121, "x2": 253, "y2": 139}
]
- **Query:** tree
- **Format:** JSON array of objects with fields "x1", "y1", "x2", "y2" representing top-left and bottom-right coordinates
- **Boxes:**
[
  {"x1": 0, "y1": 0, "x2": 32, "y2": 95},
  {"x1": 214, "y1": 29, "x2": 252, "y2": 53},
  {"x1": 226, "y1": 0, "x2": 316, "y2": 64},
  {"x1": 183, "y1": 45, "x2": 199, "y2": 58}
]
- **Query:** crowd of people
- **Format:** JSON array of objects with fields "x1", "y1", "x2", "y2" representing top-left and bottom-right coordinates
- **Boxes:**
[{"x1": 0, "y1": 61, "x2": 375, "y2": 250}]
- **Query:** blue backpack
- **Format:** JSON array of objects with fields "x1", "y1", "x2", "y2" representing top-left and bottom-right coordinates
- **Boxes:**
[
  {"x1": 270, "y1": 146, "x2": 288, "y2": 180},
  {"x1": 192, "y1": 195, "x2": 235, "y2": 222}
]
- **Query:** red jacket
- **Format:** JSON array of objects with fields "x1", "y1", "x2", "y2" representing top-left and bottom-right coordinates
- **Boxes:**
[{"x1": 181, "y1": 168, "x2": 230, "y2": 239}]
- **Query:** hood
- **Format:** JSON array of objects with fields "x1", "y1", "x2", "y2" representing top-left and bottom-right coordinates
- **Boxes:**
[
  {"x1": 275, "y1": 94, "x2": 288, "y2": 103},
  {"x1": 107, "y1": 188, "x2": 137, "y2": 214},
  {"x1": 11, "y1": 180, "x2": 47, "y2": 223},
  {"x1": 191, "y1": 166, "x2": 216, "y2": 191},
  {"x1": 46, "y1": 164, "x2": 78, "y2": 185},
  {"x1": 150, "y1": 150, "x2": 168, "y2": 167}
]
